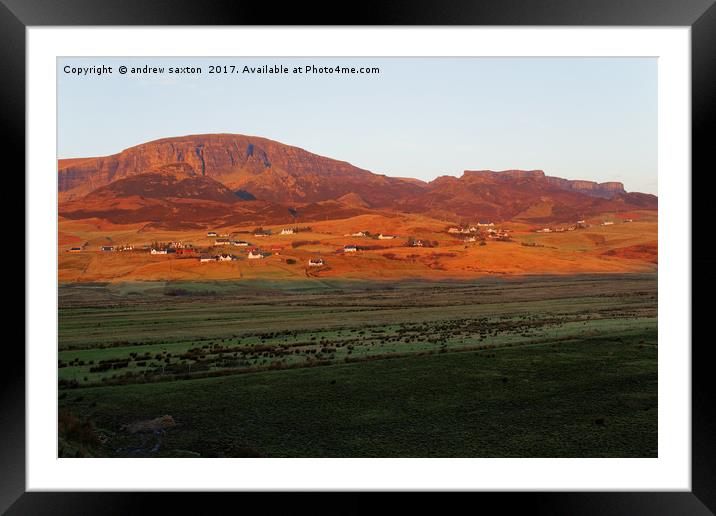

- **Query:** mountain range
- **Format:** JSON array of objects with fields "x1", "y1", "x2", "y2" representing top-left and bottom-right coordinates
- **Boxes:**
[{"x1": 58, "y1": 133, "x2": 657, "y2": 227}]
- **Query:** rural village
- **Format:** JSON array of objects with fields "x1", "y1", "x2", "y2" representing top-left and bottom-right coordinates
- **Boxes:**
[{"x1": 62, "y1": 214, "x2": 647, "y2": 279}]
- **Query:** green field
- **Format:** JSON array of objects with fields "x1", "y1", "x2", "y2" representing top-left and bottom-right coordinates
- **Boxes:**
[{"x1": 58, "y1": 274, "x2": 657, "y2": 457}]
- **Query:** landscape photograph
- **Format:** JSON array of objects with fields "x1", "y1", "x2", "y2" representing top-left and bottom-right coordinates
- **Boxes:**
[{"x1": 57, "y1": 57, "x2": 657, "y2": 458}]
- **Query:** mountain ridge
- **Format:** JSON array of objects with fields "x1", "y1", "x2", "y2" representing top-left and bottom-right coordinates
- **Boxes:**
[
  {"x1": 58, "y1": 133, "x2": 425, "y2": 206},
  {"x1": 58, "y1": 133, "x2": 657, "y2": 226}
]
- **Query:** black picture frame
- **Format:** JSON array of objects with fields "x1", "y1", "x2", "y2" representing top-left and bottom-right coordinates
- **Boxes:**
[{"x1": 4, "y1": 0, "x2": 714, "y2": 512}]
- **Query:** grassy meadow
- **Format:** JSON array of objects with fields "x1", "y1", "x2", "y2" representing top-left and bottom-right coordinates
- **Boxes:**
[{"x1": 58, "y1": 274, "x2": 657, "y2": 458}]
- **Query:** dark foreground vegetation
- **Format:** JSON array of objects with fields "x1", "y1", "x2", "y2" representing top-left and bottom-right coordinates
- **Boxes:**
[{"x1": 58, "y1": 274, "x2": 657, "y2": 457}]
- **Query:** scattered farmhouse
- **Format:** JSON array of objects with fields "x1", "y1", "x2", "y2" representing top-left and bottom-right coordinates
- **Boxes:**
[
  {"x1": 349, "y1": 231, "x2": 367, "y2": 237},
  {"x1": 344, "y1": 245, "x2": 358, "y2": 253},
  {"x1": 248, "y1": 249, "x2": 265, "y2": 259},
  {"x1": 150, "y1": 248, "x2": 168, "y2": 255},
  {"x1": 601, "y1": 221, "x2": 614, "y2": 226},
  {"x1": 308, "y1": 258, "x2": 325, "y2": 267},
  {"x1": 207, "y1": 231, "x2": 217, "y2": 237},
  {"x1": 254, "y1": 229, "x2": 272, "y2": 237},
  {"x1": 280, "y1": 228, "x2": 295, "y2": 235},
  {"x1": 476, "y1": 221, "x2": 495, "y2": 227},
  {"x1": 199, "y1": 255, "x2": 215, "y2": 263},
  {"x1": 232, "y1": 240, "x2": 250, "y2": 247},
  {"x1": 217, "y1": 253, "x2": 235, "y2": 262},
  {"x1": 624, "y1": 218, "x2": 634, "y2": 223},
  {"x1": 215, "y1": 238, "x2": 230, "y2": 245},
  {"x1": 175, "y1": 248, "x2": 196, "y2": 255},
  {"x1": 535, "y1": 228, "x2": 552, "y2": 233},
  {"x1": 378, "y1": 234, "x2": 397, "y2": 240},
  {"x1": 100, "y1": 246, "x2": 115, "y2": 252},
  {"x1": 67, "y1": 247, "x2": 82, "y2": 253}
]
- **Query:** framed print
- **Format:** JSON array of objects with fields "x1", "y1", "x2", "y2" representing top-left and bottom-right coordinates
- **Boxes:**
[{"x1": 5, "y1": 0, "x2": 715, "y2": 512}]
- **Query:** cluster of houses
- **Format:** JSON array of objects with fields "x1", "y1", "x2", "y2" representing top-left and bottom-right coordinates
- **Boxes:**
[
  {"x1": 199, "y1": 253, "x2": 237, "y2": 263},
  {"x1": 533, "y1": 218, "x2": 629, "y2": 233},
  {"x1": 133, "y1": 235, "x2": 279, "y2": 262},
  {"x1": 534, "y1": 220, "x2": 590, "y2": 233},
  {"x1": 208, "y1": 226, "x2": 313, "y2": 239},
  {"x1": 447, "y1": 222, "x2": 495, "y2": 234},
  {"x1": 207, "y1": 228, "x2": 301, "y2": 239},
  {"x1": 150, "y1": 241, "x2": 196, "y2": 254},
  {"x1": 97, "y1": 244, "x2": 134, "y2": 252},
  {"x1": 196, "y1": 249, "x2": 324, "y2": 266},
  {"x1": 68, "y1": 242, "x2": 182, "y2": 253},
  {"x1": 150, "y1": 247, "x2": 197, "y2": 255},
  {"x1": 214, "y1": 238, "x2": 252, "y2": 247},
  {"x1": 486, "y1": 228, "x2": 510, "y2": 240},
  {"x1": 150, "y1": 248, "x2": 173, "y2": 255},
  {"x1": 341, "y1": 231, "x2": 398, "y2": 240},
  {"x1": 198, "y1": 249, "x2": 268, "y2": 262},
  {"x1": 204, "y1": 248, "x2": 274, "y2": 261},
  {"x1": 535, "y1": 226, "x2": 576, "y2": 233},
  {"x1": 95, "y1": 237, "x2": 264, "y2": 257},
  {"x1": 447, "y1": 223, "x2": 510, "y2": 242}
]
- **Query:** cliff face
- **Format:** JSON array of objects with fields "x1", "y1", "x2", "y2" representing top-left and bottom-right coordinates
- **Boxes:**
[
  {"x1": 58, "y1": 134, "x2": 276, "y2": 194},
  {"x1": 459, "y1": 171, "x2": 626, "y2": 199},
  {"x1": 462, "y1": 170, "x2": 547, "y2": 182},
  {"x1": 58, "y1": 133, "x2": 424, "y2": 205},
  {"x1": 545, "y1": 176, "x2": 626, "y2": 198},
  {"x1": 395, "y1": 170, "x2": 655, "y2": 222}
]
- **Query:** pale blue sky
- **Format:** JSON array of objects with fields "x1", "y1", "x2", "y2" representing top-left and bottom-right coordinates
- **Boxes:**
[{"x1": 58, "y1": 57, "x2": 657, "y2": 194}]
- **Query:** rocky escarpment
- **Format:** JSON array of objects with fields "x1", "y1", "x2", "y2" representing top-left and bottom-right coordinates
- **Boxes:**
[
  {"x1": 395, "y1": 169, "x2": 655, "y2": 222},
  {"x1": 545, "y1": 176, "x2": 626, "y2": 198},
  {"x1": 58, "y1": 133, "x2": 425, "y2": 205},
  {"x1": 460, "y1": 170, "x2": 626, "y2": 199}
]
